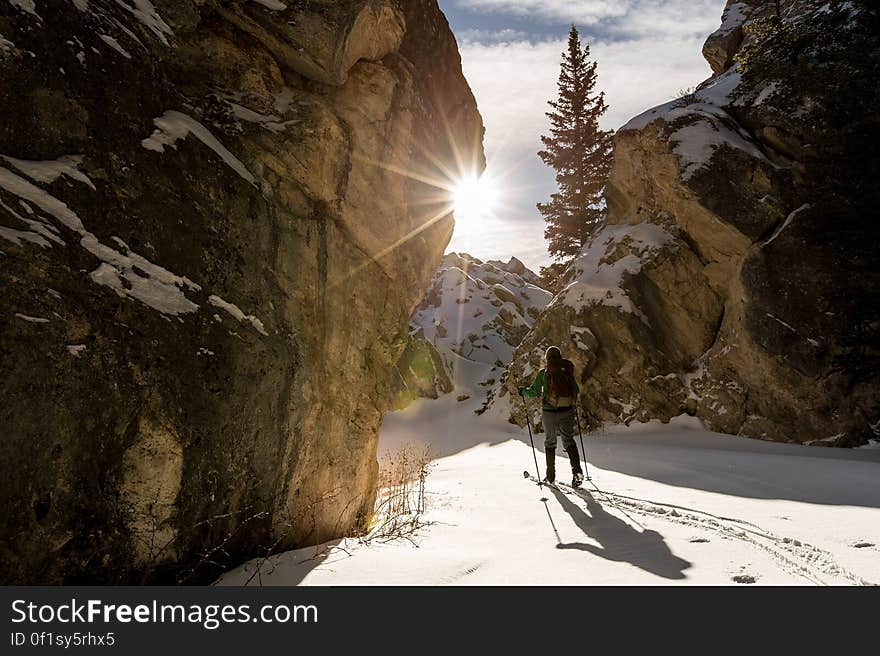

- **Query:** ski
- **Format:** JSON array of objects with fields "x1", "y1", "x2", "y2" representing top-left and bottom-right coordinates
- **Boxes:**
[
  {"x1": 523, "y1": 471, "x2": 593, "y2": 494},
  {"x1": 523, "y1": 470, "x2": 592, "y2": 484}
]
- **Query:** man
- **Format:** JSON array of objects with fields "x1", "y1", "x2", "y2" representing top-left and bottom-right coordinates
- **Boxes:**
[{"x1": 519, "y1": 346, "x2": 584, "y2": 488}]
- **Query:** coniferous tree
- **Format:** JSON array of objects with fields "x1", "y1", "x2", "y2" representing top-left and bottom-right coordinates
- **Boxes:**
[{"x1": 538, "y1": 25, "x2": 614, "y2": 260}]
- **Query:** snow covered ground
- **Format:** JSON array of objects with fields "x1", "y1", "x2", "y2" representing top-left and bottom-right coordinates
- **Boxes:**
[{"x1": 218, "y1": 387, "x2": 880, "y2": 586}]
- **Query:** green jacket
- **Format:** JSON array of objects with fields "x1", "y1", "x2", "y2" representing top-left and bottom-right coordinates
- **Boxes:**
[{"x1": 522, "y1": 368, "x2": 579, "y2": 410}]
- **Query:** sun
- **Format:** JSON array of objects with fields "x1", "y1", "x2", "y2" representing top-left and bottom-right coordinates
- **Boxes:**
[{"x1": 452, "y1": 174, "x2": 498, "y2": 226}]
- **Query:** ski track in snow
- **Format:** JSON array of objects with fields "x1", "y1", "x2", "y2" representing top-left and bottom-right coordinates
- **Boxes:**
[
  {"x1": 540, "y1": 477, "x2": 870, "y2": 586},
  {"x1": 436, "y1": 563, "x2": 484, "y2": 584}
]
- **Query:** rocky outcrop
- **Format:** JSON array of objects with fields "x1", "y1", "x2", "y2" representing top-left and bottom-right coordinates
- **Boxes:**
[
  {"x1": 486, "y1": 256, "x2": 543, "y2": 287},
  {"x1": 702, "y1": 1, "x2": 761, "y2": 75},
  {"x1": 391, "y1": 327, "x2": 453, "y2": 410},
  {"x1": 504, "y1": 0, "x2": 879, "y2": 446},
  {"x1": 0, "y1": 0, "x2": 483, "y2": 583}
]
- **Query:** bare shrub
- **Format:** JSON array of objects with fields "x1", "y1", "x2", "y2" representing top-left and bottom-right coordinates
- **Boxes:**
[
  {"x1": 673, "y1": 87, "x2": 699, "y2": 107},
  {"x1": 239, "y1": 488, "x2": 343, "y2": 586},
  {"x1": 363, "y1": 443, "x2": 433, "y2": 543},
  {"x1": 175, "y1": 505, "x2": 271, "y2": 584}
]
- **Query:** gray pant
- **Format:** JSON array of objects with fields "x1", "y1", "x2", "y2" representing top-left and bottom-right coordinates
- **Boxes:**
[{"x1": 543, "y1": 409, "x2": 575, "y2": 450}]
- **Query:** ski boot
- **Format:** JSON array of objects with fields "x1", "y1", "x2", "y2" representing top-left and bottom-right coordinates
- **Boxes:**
[
  {"x1": 566, "y1": 445, "x2": 584, "y2": 489},
  {"x1": 543, "y1": 448, "x2": 556, "y2": 485}
]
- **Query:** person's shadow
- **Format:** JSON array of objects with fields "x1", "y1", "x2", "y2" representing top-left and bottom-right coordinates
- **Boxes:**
[{"x1": 549, "y1": 486, "x2": 691, "y2": 580}]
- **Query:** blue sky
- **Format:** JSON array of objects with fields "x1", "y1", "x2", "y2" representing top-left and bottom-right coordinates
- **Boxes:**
[{"x1": 440, "y1": 0, "x2": 726, "y2": 271}]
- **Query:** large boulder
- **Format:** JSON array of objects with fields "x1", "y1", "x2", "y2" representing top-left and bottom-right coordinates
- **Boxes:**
[
  {"x1": 702, "y1": 1, "x2": 762, "y2": 76},
  {"x1": 216, "y1": 1, "x2": 406, "y2": 87},
  {"x1": 503, "y1": 0, "x2": 879, "y2": 446},
  {"x1": 0, "y1": 0, "x2": 483, "y2": 583}
]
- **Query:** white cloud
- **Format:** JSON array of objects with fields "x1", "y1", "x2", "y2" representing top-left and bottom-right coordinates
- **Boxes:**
[
  {"x1": 455, "y1": 0, "x2": 723, "y2": 39},
  {"x1": 461, "y1": 36, "x2": 712, "y2": 149},
  {"x1": 456, "y1": 27, "x2": 532, "y2": 42},
  {"x1": 605, "y1": 2, "x2": 724, "y2": 39},
  {"x1": 455, "y1": 0, "x2": 628, "y2": 25}
]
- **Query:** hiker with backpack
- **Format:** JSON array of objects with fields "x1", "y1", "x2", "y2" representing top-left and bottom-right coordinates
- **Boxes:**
[{"x1": 518, "y1": 346, "x2": 584, "y2": 488}]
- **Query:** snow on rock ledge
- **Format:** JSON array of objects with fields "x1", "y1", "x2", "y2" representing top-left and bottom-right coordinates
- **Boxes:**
[{"x1": 554, "y1": 223, "x2": 675, "y2": 323}]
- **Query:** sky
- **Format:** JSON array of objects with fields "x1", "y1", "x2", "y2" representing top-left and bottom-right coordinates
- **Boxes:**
[{"x1": 441, "y1": 0, "x2": 726, "y2": 272}]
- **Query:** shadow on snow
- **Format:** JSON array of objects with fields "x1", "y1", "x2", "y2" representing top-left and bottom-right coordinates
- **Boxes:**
[{"x1": 546, "y1": 486, "x2": 691, "y2": 580}]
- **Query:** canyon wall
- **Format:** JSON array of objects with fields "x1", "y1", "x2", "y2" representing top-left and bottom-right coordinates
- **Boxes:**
[{"x1": 0, "y1": 0, "x2": 483, "y2": 583}]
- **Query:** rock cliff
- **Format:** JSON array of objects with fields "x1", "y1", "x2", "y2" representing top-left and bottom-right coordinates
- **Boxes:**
[
  {"x1": 504, "y1": 0, "x2": 878, "y2": 446},
  {"x1": 0, "y1": 0, "x2": 483, "y2": 583}
]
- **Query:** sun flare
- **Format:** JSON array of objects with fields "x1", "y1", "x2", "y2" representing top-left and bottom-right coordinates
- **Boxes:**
[{"x1": 452, "y1": 174, "x2": 498, "y2": 226}]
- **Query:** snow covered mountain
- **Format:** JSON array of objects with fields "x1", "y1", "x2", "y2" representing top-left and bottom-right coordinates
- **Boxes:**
[{"x1": 393, "y1": 253, "x2": 552, "y2": 410}]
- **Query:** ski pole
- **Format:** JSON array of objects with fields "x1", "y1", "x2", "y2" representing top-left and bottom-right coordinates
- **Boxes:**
[
  {"x1": 575, "y1": 407, "x2": 591, "y2": 481},
  {"x1": 520, "y1": 389, "x2": 543, "y2": 486}
]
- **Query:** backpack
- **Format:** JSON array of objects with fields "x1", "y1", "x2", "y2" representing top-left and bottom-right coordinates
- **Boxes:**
[{"x1": 544, "y1": 358, "x2": 576, "y2": 408}]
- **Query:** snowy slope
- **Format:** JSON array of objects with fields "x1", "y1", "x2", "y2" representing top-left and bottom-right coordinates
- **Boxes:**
[
  {"x1": 219, "y1": 399, "x2": 880, "y2": 586},
  {"x1": 412, "y1": 252, "x2": 552, "y2": 368},
  {"x1": 397, "y1": 253, "x2": 552, "y2": 412}
]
